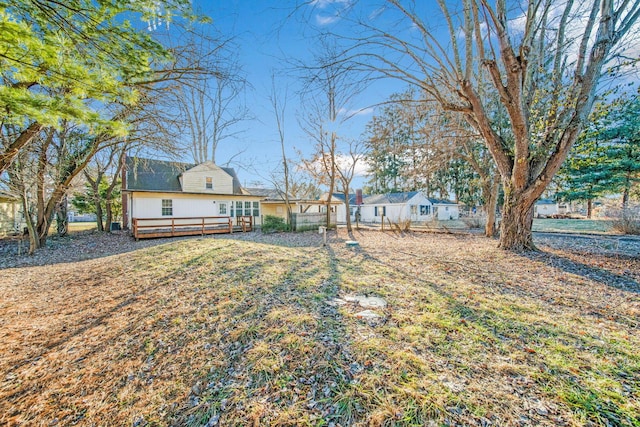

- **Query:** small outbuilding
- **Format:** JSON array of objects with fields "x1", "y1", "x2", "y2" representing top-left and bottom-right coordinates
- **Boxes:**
[{"x1": 0, "y1": 190, "x2": 22, "y2": 235}]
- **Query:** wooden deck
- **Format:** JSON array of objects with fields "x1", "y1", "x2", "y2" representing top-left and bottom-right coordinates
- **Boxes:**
[{"x1": 132, "y1": 216, "x2": 253, "y2": 240}]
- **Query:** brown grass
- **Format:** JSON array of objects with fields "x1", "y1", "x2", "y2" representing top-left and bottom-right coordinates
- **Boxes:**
[{"x1": 0, "y1": 230, "x2": 638, "y2": 426}]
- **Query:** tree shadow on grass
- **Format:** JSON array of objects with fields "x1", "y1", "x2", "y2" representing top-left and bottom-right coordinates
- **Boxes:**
[
  {"x1": 522, "y1": 249, "x2": 640, "y2": 294},
  {"x1": 348, "y1": 240, "x2": 639, "y2": 426}
]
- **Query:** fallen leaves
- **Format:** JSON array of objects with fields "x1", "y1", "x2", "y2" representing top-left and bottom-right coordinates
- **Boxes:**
[{"x1": 0, "y1": 229, "x2": 638, "y2": 426}]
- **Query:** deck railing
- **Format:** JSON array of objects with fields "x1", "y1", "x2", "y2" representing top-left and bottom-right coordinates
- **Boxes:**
[
  {"x1": 237, "y1": 215, "x2": 253, "y2": 232},
  {"x1": 132, "y1": 216, "x2": 248, "y2": 239}
]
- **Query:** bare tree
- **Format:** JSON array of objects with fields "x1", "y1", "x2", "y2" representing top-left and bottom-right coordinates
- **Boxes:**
[
  {"x1": 177, "y1": 71, "x2": 249, "y2": 163},
  {"x1": 421, "y1": 103, "x2": 501, "y2": 237},
  {"x1": 330, "y1": 0, "x2": 640, "y2": 250},
  {"x1": 299, "y1": 39, "x2": 363, "y2": 228},
  {"x1": 269, "y1": 75, "x2": 293, "y2": 224},
  {"x1": 335, "y1": 139, "x2": 366, "y2": 232},
  {"x1": 170, "y1": 30, "x2": 249, "y2": 164}
]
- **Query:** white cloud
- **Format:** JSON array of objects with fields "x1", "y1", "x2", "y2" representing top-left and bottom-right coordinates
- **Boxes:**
[
  {"x1": 337, "y1": 107, "x2": 374, "y2": 117},
  {"x1": 309, "y1": 0, "x2": 352, "y2": 26},
  {"x1": 509, "y1": 12, "x2": 527, "y2": 34},
  {"x1": 335, "y1": 154, "x2": 370, "y2": 176},
  {"x1": 368, "y1": 6, "x2": 385, "y2": 21},
  {"x1": 315, "y1": 14, "x2": 339, "y2": 26},
  {"x1": 311, "y1": 0, "x2": 351, "y2": 9}
]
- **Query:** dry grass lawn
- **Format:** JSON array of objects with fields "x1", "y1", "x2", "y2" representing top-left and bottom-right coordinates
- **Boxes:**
[{"x1": 0, "y1": 229, "x2": 638, "y2": 426}]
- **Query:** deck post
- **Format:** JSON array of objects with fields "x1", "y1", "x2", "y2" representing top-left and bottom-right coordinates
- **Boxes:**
[
  {"x1": 171, "y1": 218, "x2": 175, "y2": 236},
  {"x1": 202, "y1": 218, "x2": 205, "y2": 236}
]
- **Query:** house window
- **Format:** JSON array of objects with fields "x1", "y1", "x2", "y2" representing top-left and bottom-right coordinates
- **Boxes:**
[
  {"x1": 410, "y1": 205, "x2": 417, "y2": 215},
  {"x1": 219, "y1": 203, "x2": 227, "y2": 215},
  {"x1": 162, "y1": 199, "x2": 173, "y2": 216},
  {"x1": 420, "y1": 205, "x2": 431, "y2": 215},
  {"x1": 252, "y1": 201, "x2": 260, "y2": 217},
  {"x1": 205, "y1": 177, "x2": 213, "y2": 190},
  {"x1": 374, "y1": 206, "x2": 386, "y2": 217}
]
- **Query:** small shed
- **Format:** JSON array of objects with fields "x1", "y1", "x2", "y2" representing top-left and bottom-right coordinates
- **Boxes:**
[
  {"x1": 534, "y1": 199, "x2": 558, "y2": 218},
  {"x1": 0, "y1": 190, "x2": 22, "y2": 235}
]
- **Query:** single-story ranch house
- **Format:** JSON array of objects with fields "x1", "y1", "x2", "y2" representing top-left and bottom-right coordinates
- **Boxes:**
[{"x1": 323, "y1": 191, "x2": 460, "y2": 224}]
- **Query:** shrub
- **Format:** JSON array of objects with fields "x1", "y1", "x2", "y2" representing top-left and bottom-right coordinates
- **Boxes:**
[
  {"x1": 262, "y1": 215, "x2": 290, "y2": 233},
  {"x1": 611, "y1": 209, "x2": 640, "y2": 235},
  {"x1": 462, "y1": 216, "x2": 485, "y2": 229},
  {"x1": 395, "y1": 219, "x2": 412, "y2": 231}
]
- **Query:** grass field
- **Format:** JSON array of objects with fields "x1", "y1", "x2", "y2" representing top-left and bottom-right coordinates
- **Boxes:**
[
  {"x1": 0, "y1": 230, "x2": 638, "y2": 426},
  {"x1": 533, "y1": 219, "x2": 615, "y2": 234}
]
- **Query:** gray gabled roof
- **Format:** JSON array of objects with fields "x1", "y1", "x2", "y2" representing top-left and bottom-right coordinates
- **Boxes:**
[
  {"x1": 536, "y1": 198, "x2": 557, "y2": 205},
  {"x1": 330, "y1": 193, "x2": 359, "y2": 205},
  {"x1": 126, "y1": 157, "x2": 192, "y2": 192},
  {"x1": 125, "y1": 156, "x2": 244, "y2": 194},
  {"x1": 245, "y1": 187, "x2": 295, "y2": 200},
  {"x1": 363, "y1": 191, "x2": 419, "y2": 205},
  {"x1": 427, "y1": 198, "x2": 457, "y2": 205}
]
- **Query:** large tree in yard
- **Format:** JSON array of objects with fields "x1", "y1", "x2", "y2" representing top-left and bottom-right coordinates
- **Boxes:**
[
  {"x1": 334, "y1": 0, "x2": 640, "y2": 250},
  {"x1": 0, "y1": 0, "x2": 194, "y2": 173}
]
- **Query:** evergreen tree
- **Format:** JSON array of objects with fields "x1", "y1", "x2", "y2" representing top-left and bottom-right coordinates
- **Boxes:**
[
  {"x1": 558, "y1": 91, "x2": 640, "y2": 215},
  {"x1": 602, "y1": 92, "x2": 640, "y2": 208},
  {"x1": 0, "y1": 0, "x2": 194, "y2": 172},
  {"x1": 71, "y1": 176, "x2": 122, "y2": 232}
]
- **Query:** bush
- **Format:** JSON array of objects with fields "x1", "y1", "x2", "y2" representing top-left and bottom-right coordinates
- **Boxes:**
[
  {"x1": 262, "y1": 215, "x2": 290, "y2": 233},
  {"x1": 394, "y1": 219, "x2": 412, "y2": 231},
  {"x1": 462, "y1": 216, "x2": 485, "y2": 229},
  {"x1": 611, "y1": 209, "x2": 640, "y2": 235}
]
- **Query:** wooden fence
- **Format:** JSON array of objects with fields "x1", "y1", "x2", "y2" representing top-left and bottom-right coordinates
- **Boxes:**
[{"x1": 291, "y1": 212, "x2": 337, "y2": 231}]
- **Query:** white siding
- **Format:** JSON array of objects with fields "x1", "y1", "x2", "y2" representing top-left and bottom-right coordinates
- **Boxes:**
[
  {"x1": 535, "y1": 204, "x2": 557, "y2": 217},
  {"x1": 434, "y1": 204, "x2": 460, "y2": 220},
  {"x1": 181, "y1": 163, "x2": 234, "y2": 194},
  {"x1": 129, "y1": 192, "x2": 263, "y2": 226},
  {"x1": 0, "y1": 201, "x2": 21, "y2": 234}
]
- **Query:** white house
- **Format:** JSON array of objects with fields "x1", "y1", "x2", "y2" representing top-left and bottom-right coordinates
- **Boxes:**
[
  {"x1": 122, "y1": 157, "x2": 264, "y2": 230},
  {"x1": 324, "y1": 191, "x2": 460, "y2": 224},
  {"x1": 0, "y1": 190, "x2": 23, "y2": 235},
  {"x1": 534, "y1": 199, "x2": 568, "y2": 218},
  {"x1": 320, "y1": 193, "x2": 358, "y2": 223}
]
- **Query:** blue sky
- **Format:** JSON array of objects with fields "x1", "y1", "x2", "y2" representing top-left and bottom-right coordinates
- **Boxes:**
[
  {"x1": 180, "y1": 1, "x2": 405, "y2": 189},
  {"x1": 170, "y1": 1, "x2": 640, "y2": 191}
]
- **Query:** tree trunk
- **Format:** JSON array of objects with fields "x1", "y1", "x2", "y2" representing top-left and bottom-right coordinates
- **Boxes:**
[
  {"x1": 587, "y1": 199, "x2": 593, "y2": 219},
  {"x1": 622, "y1": 171, "x2": 631, "y2": 210},
  {"x1": 0, "y1": 122, "x2": 44, "y2": 174},
  {"x1": 325, "y1": 132, "x2": 337, "y2": 228},
  {"x1": 498, "y1": 186, "x2": 537, "y2": 251},
  {"x1": 105, "y1": 198, "x2": 113, "y2": 232},
  {"x1": 484, "y1": 176, "x2": 500, "y2": 237},
  {"x1": 95, "y1": 199, "x2": 104, "y2": 232},
  {"x1": 19, "y1": 193, "x2": 40, "y2": 255},
  {"x1": 56, "y1": 195, "x2": 68, "y2": 237},
  {"x1": 344, "y1": 193, "x2": 352, "y2": 233}
]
